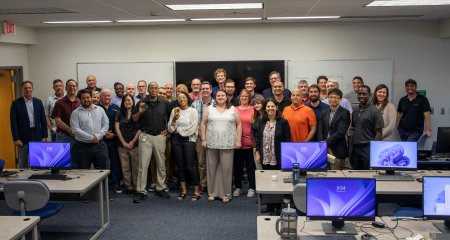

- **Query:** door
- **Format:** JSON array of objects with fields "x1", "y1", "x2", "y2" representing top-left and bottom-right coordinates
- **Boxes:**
[{"x1": 0, "y1": 69, "x2": 16, "y2": 168}]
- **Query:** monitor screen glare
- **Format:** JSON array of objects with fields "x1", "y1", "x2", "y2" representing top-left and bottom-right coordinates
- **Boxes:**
[
  {"x1": 281, "y1": 142, "x2": 327, "y2": 171},
  {"x1": 28, "y1": 142, "x2": 71, "y2": 169},
  {"x1": 370, "y1": 141, "x2": 417, "y2": 170}
]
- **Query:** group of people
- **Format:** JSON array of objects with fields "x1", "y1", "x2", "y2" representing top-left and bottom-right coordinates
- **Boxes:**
[{"x1": 10, "y1": 68, "x2": 432, "y2": 205}]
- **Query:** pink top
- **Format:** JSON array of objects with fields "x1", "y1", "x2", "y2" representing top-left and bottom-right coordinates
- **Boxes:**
[{"x1": 237, "y1": 106, "x2": 254, "y2": 149}]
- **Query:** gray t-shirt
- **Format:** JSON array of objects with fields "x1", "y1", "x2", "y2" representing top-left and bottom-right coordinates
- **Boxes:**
[{"x1": 352, "y1": 104, "x2": 384, "y2": 145}]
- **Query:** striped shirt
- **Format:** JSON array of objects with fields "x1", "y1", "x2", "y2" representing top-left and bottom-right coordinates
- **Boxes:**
[{"x1": 70, "y1": 104, "x2": 109, "y2": 143}]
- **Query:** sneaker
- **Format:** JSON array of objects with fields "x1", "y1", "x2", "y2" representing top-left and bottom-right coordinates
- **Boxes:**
[
  {"x1": 232, "y1": 188, "x2": 242, "y2": 197},
  {"x1": 112, "y1": 185, "x2": 122, "y2": 194},
  {"x1": 133, "y1": 193, "x2": 147, "y2": 203},
  {"x1": 155, "y1": 190, "x2": 170, "y2": 199},
  {"x1": 247, "y1": 189, "x2": 255, "y2": 197},
  {"x1": 163, "y1": 187, "x2": 169, "y2": 192},
  {"x1": 148, "y1": 183, "x2": 156, "y2": 192}
]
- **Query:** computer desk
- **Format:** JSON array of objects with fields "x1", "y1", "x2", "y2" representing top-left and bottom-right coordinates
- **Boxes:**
[
  {"x1": 0, "y1": 169, "x2": 110, "y2": 240},
  {"x1": 258, "y1": 216, "x2": 441, "y2": 240},
  {"x1": 0, "y1": 216, "x2": 40, "y2": 240}
]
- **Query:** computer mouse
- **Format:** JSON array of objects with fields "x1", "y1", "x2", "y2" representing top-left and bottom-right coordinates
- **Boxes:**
[
  {"x1": 416, "y1": 177, "x2": 423, "y2": 182},
  {"x1": 361, "y1": 233, "x2": 375, "y2": 240}
]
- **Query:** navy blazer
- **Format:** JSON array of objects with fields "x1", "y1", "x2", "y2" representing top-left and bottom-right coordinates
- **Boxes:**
[
  {"x1": 10, "y1": 97, "x2": 48, "y2": 144},
  {"x1": 318, "y1": 106, "x2": 350, "y2": 159}
]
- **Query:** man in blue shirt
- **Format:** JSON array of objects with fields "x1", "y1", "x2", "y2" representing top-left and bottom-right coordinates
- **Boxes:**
[{"x1": 305, "y1": 84, "x2": 330, "y2": 141}]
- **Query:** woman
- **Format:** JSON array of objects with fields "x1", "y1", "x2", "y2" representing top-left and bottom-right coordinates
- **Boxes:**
[
  {"x1": 252, "y1": 96, "x2": 265, "y2": 170},
  {"x1": 172, "y1": 84, "x2": 192, "y2": 108},
  {"x1": 168, "y1": 91, "x2": 201, "y2": 201},
  {"x1": 114, "y1": 94, "x2": 140, "y2": 193},
  {"x1": 200, "y1": 90, "x2": 242, "y2": 203},
  {"x1": 233, "y1": 90, "x2": 256, "y2": 198},
  {"x1": 373, "y1": 84, "x2": 398, "y2": 140},
  {"x1": 92, "y1": 90, "x2": 100, "y2": 105}
]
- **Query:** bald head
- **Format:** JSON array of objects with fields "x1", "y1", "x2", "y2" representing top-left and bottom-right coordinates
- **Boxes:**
[{"x1": 100, "y1": 88, "x2": 112, "y2": 106}]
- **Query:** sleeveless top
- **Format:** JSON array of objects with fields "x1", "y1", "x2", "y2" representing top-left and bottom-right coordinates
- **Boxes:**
[{"x1": 206, "y1": 105, "x2": 236, "y2": 149}]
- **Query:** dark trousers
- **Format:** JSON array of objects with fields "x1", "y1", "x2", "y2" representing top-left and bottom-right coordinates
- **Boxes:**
[
  {"x1": 106, "y1": 140, "x2": 122, "y2": 187},
  {"x1": 398, "y1": 127, "x2": 421, "y2": 142},
  {"x1": 172, "y1": 134, "x2": 199, "y2": 186},
  {"x1": 351, "y1": 143, "x2": 370, "y2": 170},
  {"x1": 233, "y1": 148, "x2": 256, "y2": 189},
  {"x1": 74, "y1": 141, "x2": 109, "y2": 169}
]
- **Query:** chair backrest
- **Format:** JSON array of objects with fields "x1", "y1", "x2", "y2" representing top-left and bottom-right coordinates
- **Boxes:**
[
  {"x1": 292, "y1": 183, "x2": 306, "y2": 213},
  {"x1": 0, "y1": 159, "x2": 5, "y2": 174},
  {"x1": 4, "y1": 179, "x2": 50, "y2": 215}
]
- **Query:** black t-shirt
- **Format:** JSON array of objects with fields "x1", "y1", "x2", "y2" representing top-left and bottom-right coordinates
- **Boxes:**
[
  {"x1": 115, "y1": 111, "x2": 139, "y2": 148},
  {"x1": 397, "y1": 94, "x2": 431, "y2": 132},
  {"x1": 352, "y1": 104, "x2": 384, "y2": 145},
  {"x1": 133, "y1": 97, "x2": 172, "y2": 135}
]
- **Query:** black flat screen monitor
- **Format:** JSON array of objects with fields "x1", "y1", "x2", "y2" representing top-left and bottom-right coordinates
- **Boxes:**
[
  {"x1": 370, "y1": 141, "x2": 417, "y2": 175},
  {"x1": 281, "y1": 142, "x2": 327, "y2": 174},
  {"x1": 423, "y1": 176, "x2": 450, "y2": 233},
  {"x1": 306, "y1": 177, "x2": 376, "y2": 235},
  {"x1": 28, "y1": 142, "x2": 71, "y2": 174},
  {"x1": 436, "y1": 127, "x2": 450, "y2": 154}
]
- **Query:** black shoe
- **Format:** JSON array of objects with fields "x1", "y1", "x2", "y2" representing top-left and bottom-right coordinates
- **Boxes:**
[
  {"x1": 155, "y1": 190, "x2": 170, "y2": 199},
  {"x1": 112, "y1": 185, "x2": 123, "y2": 194},
  {"x1": 133, "y1": 193, "x2": 147, "y2": 203}
]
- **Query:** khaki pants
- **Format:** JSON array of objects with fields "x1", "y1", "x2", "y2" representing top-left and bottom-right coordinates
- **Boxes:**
[
  {"x1": 136, "y1": 133, "x2": 167, "y2": 194},
  {"x1": 151, "y1": 136, "x2": 173, "y2": 184},
  {"x1": 118, "y1": 146, "x2": 139, "y2": 190},
  {"x1": 327, "y1": 148, "x2": 352, "y2": 170},
  {"x1": 206, "y1": 148, "x2": 234, "y2": 199},
  {"x1": 196, "y1": 140, "x2": 207, "y2": 188}
]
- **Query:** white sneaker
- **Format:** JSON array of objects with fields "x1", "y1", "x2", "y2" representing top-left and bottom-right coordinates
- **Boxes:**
[
  {"x1": 247, "y1": 189, "x2": 255, "y2": 197},
  {"x1": 233, "y1": 188, "x2": 242, "y2": 197}
]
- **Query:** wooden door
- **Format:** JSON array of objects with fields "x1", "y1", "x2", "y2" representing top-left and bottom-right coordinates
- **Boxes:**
[{"x1": 0, "y1": 70, "x2": 16, "y2": 168}]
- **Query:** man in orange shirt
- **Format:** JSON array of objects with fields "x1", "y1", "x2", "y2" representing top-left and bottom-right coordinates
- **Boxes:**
[{"x1": 282, "y1": 88, "x2": 317, "y2": 142}]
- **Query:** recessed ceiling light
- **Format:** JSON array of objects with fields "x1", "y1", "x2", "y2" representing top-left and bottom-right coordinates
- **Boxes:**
[
  {"x1": 367, "y1": 0, "x2": 450, "y2": 6},
  {"x1": 43, "y1": 20, "x2": 113, "y2": 24},
  {"x1": 166, "y1": 3, "x2": 263, "y2": 10},
  {"x1": 116, "y1": 19, "x2": 186, "y2": 23},
  {"x1": 190, "y1": 17, "x2": 262, "y2": 21},
  {"x1": 267, "y1": 16, "x2": 340, "y2": 20}
]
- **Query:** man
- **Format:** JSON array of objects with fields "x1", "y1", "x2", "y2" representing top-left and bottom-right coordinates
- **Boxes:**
[
  {"x1": 305, "y1": 84, "x2": 330, "y2": 141},
  {"x1": 10, "y1": 81, "x2": 48, "y2": 168},
  {"x1": 189, "y1": 78, "x2": 202, "y2": 101},
  {"x1": 224, "y1": 79, "x2": 239, "y2": 106},
  {"x1": 262, "y1": 71, "x2": 291, "y2": 99},
  {"x1": 99, "y1": 89, "x2": 122, "y2": 193},
  {"x1": 317, "y1": 75, "x2": 328, "y2": 101},
  {"x1": 125, "y1": 83, "x2": 136, "y2": 98},
  {"x1": 136, "y1": 80, "x2": 147, "y2": 100},
  {"x1": 344, "y1": 76, "x2": 365, "y2": 110},
  {"x1": 164, "y1": 83, "x2": 175, "y2": 102},
  {"x1": 84, "y1": 74, "x2": 102, "y2": 92},
  {"x1": 298, "y1": 79, "x2": 310, "y2": 104},
  {"x1": 397, "y1": 79, "x2": 432, "y2": 141},
  {"x1": 191, "y1": 81, "x2": 216, "y2": 193},
  {"x1": 51, "y1": 79, "x2": 81, "y2": 167},
  {"x1": 158, "y1": 87, "x2": 167, "y2": 99},
  {"x1": 211, "y1": 68, "x2": 227, "y2": 98},
  {"x1": 244, "y1": 76, "x2": 263, "y2": 102},
  {"x1": 45, "y1": 79, "x2": 64, "y2": 142},
  {"x1": 71, "y1": 89, "x2": 109, "y2": 170},
  {"x1": 282, "y1": 88, "x2": 316, "y2": 142},
  {"x1": 271, "y1": 81, "x2": 291, "y2": 112},
  {"x1": 111, "y1": 82, "x2": 124, "y2": 106},
  {"x1": 317, "y1": 88, "x2": 351, "y2": 170},
  {"x1": 133, "y1": 82, "x2": 172, "y2": 203},
  {"x1": 351, "y1": 85, "x2": 384, "y2": 170},
  {"x1": 322, "y1": 79, "x2": 353, "y2": 113}
]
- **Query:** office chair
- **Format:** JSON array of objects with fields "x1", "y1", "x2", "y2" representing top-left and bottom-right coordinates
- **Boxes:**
[
  {"x1": 393, "y1": 207, "x2": 423, "y2": 217},
  {"x1": 292, "y1": 183, "x2": 306, "y2": 215},
  {"x1": 3, "y1": 179, "x2": 63, "y2": 218}
]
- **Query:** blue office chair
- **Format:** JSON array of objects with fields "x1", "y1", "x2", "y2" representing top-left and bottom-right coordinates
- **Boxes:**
[
  {"x1": 393, "y1": 207, "x2": 423, "y2": 217},
  {"x1": 3, "y1": 179, "x2": 63, "y2": 218}
]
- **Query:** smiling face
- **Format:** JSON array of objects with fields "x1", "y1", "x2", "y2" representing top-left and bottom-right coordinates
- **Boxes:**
[
  {"x1": 405, "y1": 83, "x2": 417, "y2": 95},
  {"x1": 92, "y1": 92, "x2": 100, "y2": 105},
  {"x1": 191, "y1": 79, "x2": 201, "y2": 93},
  {"x1": 245, "y1": 80, "x2": 256, "y2": 92},
  {"x1": 291, "y1": 88, "x2": 303, "y2": 105},
  {"x1": 66, "y1": 80, "x2": 78, "y2": 96},
  {"x1": 269, "y1": 73, "x2": 281, "y2": 86},
  {"x1": 176, "y1": 84, "x2": 188, "y2": 97},
  {"x1": 272, "y1": 81, "x2": 284, "y2": 96},
  {"x1": 100, "y1": 90, "x2": 112, "y2": 106},
  {"x1": 114, "y1": 84, "x2": 124, "y2": 97},
  {"x1": 358, "y1": 87, "x2": 371, "y2": 106},
  {"x1": 215, "y1": 72, "x2": 226, "y2": 86},
  {"x1": 22, "y1": 82, "x2": 33, "y2": 99},
  {"x1": 158, "y1": 88, "x2": 167, "y2": 98},
  {"x1": 298, "y1": 83, "x2": 309, "y2": 96},
  {"x1": 308, "y1": 87, "x2": 319, "y2": 102},
  {"x1": 254, "y1": 100, "x2": 263, "y2": 112},
  {"x1": 177, "y1": 93, "x2": 189, "y2": 109},
  {"x1": 239, "y1": 90, "x2": 250, "y2": 105},
  {"x1": 328, "y1": 93, "x2": 341, "y2": 108},
  {"x1": 126, "y1": 84, "x2": 136, "y2": 96},
  {"x1": 201, "y1": 83, "x2": 212, "y2": 98},
  {"x1": 215, "y1": 91, "x2": 227, "y2": 105},
  {"x1": 123, "y1": 95, "x2": 134, "y2": 110},
  {"x1": 80, "y1": 92, "x2": 92, "y2": 108},
  {"x1": 148, "y1": 83, "x2": 159, "y2": 98},
  {"x1": 265, "y1": 101, "x2": 278, "y2": 118},
  {"x1": 376, "y1": 87, "x2": 387, "y2": 103},
  {"x1": 326, "y1": 81, "x2": 337, "y2": 94},
  {"x1": 224, "y1": 81, "x2": 235, "y2": 96},
  {"x1": 164, "y1": 83, "x2": 174, "y2": 98},
  {"x1": 86, "y1": 75, "x2": 97, "y2": 89},
  {"x1": 318, "y1": 78, "x2": 327, "y2": 92},
  {"x1": 53, "y1": 81, "x2": 64, "y2": 95},
  {"x1": 352, "y1": 78, "x2": 363, "y2": 92}
]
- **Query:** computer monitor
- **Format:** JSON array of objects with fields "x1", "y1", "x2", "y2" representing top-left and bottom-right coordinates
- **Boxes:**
[
  {"x1": 306, "y1": 178, "x2": 376, "y2": 235},
  {"x1": 436, "y1": 127, "x2": 450, "y2": 154},
  {"x1": 370, "y1": 141, "x2": 417, "y2": 175},
  {"x1": 281, "y1": 142, "x2": 327, "y2": 175},
  {"x1": 423, "y1": 176, "x2": 450, "y2": 233},
  {"x1": 28, "y1": 142, "x2": 71, "y2": 174}
]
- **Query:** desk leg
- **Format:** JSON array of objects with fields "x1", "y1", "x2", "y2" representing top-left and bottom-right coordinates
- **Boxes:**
[
  {"x1": 32, "y1": 225, "x2": 39, "y2": 240},
  {"x1": 90, "y1": 177, "x2": 110, "y2": 240},
  {"x1": 258, "y1": 193, "x2": 261, "y2": 214}
]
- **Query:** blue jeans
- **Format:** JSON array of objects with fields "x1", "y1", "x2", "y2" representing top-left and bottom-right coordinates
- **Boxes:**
[{"x1": 398, "y1": 127, "x2": 421, "y2": 142}]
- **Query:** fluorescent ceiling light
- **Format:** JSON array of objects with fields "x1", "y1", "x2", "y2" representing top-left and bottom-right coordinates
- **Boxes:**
[
  {"x1": 43, "y1": 20, "x2": 112, "y2": 24},
  {"x1": 116, "y1": 19, "x2": 186, "y2": 23},
  {"x1": 166, "y1": 3, "x2": 263, "y2": 10},
  {"x1": 190, "y1": 17, "x2": 262, "y2": 21},
  {"x1": 267, "y1": 16, "x2": 340, "y2": 20},
  {"x1": 367, "y1": 0, "x2": 450, "y2": 6}
]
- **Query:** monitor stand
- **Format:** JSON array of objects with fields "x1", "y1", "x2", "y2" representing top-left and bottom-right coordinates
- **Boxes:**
[
  {"x1": 375, "y1": 170, "x2": 414, "y2": 181},
  {"x1": 28, "y1": 169, "x2": 67, "y2": 180},
  {"x1": 322, "y1": 221, "x2": 358, "y2": 235},
  {"x1": 433, "y1": 220, "x2": 450, "y2": 233}
]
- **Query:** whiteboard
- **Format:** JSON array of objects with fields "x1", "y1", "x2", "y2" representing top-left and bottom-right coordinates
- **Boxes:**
[
  {"x1": 287, "y1": 59, "x2": 393, "y2": 96},
  {"x1": 76, "y1": 62, "x2": 174, "y2": 90}
]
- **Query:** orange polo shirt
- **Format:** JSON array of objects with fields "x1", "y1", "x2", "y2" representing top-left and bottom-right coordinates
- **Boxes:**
[{"x1": 282, "y1": 104, "x2": 317, "y2": 142}]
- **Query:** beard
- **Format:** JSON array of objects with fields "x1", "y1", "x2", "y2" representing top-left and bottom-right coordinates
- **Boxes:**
[{"x1": 310, "y1": 95, "x2": 319, "y2": 103}]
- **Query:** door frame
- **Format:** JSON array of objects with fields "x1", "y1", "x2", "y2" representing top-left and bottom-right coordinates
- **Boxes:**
[{"x1": 0, "y1": 66, "x2": 23, "y2": 98}]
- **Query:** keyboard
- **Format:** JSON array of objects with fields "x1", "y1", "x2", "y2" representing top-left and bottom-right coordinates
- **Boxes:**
[
  {"x1": 298, "y1": 235, "x2": 357, "y2": 240},
  {"x1": 28, "y1": 174, "x2": 68, "y2": 180},
  {"x1": 430, "y1": 233, "x2": 450, "y2": 240},
  {"x1": 375, "y1": 174, "x2": 414, "y2": 181}
]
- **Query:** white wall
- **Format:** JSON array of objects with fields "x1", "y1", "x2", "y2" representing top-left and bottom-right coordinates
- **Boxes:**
[
  {"x1": 27, "y1": 20, "x2": 450, "y2": 142},
  {"x1": 0, "y1": 42, "x2": 29, "y2": 80}
]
